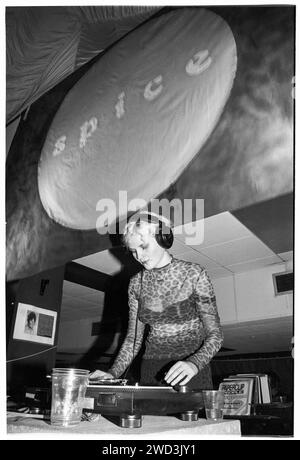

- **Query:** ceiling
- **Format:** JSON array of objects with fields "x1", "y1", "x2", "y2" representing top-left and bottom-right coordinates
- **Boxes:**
[{"x1": 74, "y1": 210, "x2": 292, "y2": 280}]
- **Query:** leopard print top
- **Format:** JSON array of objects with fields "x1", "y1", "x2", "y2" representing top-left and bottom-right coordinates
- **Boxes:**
[{"x1": 109, "y1": 257, "x2": 223, "y2": 378}]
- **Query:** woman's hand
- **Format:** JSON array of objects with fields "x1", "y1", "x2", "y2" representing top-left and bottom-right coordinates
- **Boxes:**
[
  {"x1": 164, "y1": 361, "x2": 198, "y2": 386},
  {"x1": 89, "y1": 370, "x2": 114, "y2": 380}
]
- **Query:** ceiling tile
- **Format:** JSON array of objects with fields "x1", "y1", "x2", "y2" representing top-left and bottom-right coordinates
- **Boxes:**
[
  {"x1": 173, "y1": 219, "x2": 205, "y2": 246},
  {"x1": 168, "y1": 237, "x2": 190, "y2": 256},
  {"x1": 63, "y1": 280, "x2": 100, "y2": 296},
  {"x1": 226, "y1": 255, "x2": 282, "y2": 273},
  {"x1": 61, "y1": 296, "x2": 101, "y2": 309},
  {"x1": 75, "y1": 249, "x2": 122, "y2": 275},
  {"x1": 278, "y1": 251, "x2": 293, "y2": 261},
  {"x1": 173, "y1": 250, "x2": 220, "y2": 269},
  {"x1": 200, "y1": 235, "x2": 275, "y2": 266},
  {"x1": 174, "y1": 212, "x2": 251, "y2": 247},
  {"x1": 207, "y1": 267, "x2": 233, "y2": 279}
]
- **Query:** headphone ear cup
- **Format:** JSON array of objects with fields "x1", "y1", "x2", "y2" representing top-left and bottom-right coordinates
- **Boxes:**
[{"x1": 155, "y1": 222, "x2": 174, "y2": 249}]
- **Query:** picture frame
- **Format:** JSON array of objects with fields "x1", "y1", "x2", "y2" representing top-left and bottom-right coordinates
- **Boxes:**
[{"x1": 12, "y1": 302, "x2": 57, "y2": 345}]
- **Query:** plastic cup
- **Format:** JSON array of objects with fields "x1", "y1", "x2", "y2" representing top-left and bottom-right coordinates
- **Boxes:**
[
  {"x1": 202, "y1": 390, "x2": 225, "y2": 421},
  {"x1": 50, "y1": 368, "x2": 90, "y2": 427}
]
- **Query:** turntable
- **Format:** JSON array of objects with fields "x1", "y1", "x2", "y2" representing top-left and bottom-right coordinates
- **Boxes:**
[{"x1": 83, "y1": 379, "x2": 204, "y2": 428}]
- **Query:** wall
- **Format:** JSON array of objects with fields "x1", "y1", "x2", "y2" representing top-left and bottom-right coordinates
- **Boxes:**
[
  {"x1": 212, "y1": 262, "x2": 293, "y2": 325},
  {"x1": 58, "y1": 317, "x2": 104, "y2": 353},
  {"x1": 213, "y1": 276, "x2": 237, "y2": 325},
  {"x1": 57, "y1": 317, "x2": 122, "y2": 369}
]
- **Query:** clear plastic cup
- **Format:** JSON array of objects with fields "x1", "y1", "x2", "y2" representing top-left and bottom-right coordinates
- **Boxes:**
[
  {"x1": 203, "y1": 390, "x2": 225, "y2": 421},
  {"x1": 50, "y1": 368, "x2": 90, "y2": 427}
]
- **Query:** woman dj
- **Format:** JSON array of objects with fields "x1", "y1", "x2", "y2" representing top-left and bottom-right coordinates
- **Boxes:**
[{"x1": 90, "y1": 212, "x2": 223, "y2": 389}]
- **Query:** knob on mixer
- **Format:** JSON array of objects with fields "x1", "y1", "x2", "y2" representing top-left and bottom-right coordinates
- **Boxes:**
[
  {"x1": 120, "y1": 412, "x2": 142, "y2": 428},
  {"x1": 176, "y1": 385, "x2": 189, "y2": 393},
  {"x1": 179, "y1": 410, "x2": 199, "y2": 421}
]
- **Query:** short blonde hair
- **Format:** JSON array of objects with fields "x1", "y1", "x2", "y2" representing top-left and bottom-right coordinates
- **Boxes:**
[
  {"x1": 123, "y1": 212, "x2": 172, "y2": 248},
  {"x1": 123, "y1": 219, "x2": 157, "y2": 248}
]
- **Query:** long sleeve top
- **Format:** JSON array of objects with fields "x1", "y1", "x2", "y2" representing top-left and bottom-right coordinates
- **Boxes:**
[{"x1": 109, "y1": 257, "x2": 223, "y2": 378}]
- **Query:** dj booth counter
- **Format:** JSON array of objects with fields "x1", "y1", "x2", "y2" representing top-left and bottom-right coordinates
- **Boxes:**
[{"x1": 7, "y1": 413, "x2": 241, "y2": 438}]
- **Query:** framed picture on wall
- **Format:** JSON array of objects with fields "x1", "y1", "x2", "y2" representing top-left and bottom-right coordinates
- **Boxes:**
[{"x1": 12, "y1": 302, "x2": 57, "y2": 345}]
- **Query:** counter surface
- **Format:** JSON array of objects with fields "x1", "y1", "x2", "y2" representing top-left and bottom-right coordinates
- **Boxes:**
[{"x1": 7, "y1": 412, "x2": 241, "y2": 437}]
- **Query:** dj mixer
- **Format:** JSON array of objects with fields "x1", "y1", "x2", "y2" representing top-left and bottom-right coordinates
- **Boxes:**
[{"x1": 83, "y1": 379, "x2": 204, "y2": 428}]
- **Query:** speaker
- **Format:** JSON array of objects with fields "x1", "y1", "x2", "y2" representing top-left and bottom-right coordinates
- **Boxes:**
[
  {"x1": 272, "y1": 271, "x2": 293, "y2": 296},
  {"x1": 155, "y1": 219, "x2": 174, "y2": 249}
]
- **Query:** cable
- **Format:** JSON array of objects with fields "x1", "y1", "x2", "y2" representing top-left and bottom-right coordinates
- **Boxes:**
[{"x1": 6, "y1": 346, "x2": 57, "y2": 363}]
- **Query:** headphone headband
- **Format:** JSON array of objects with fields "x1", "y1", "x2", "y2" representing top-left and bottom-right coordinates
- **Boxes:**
[{"x1": 135, "y1": 211, "x2": 172, "y2": 228}]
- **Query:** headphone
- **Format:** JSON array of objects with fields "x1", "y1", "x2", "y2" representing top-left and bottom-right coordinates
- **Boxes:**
[{"x1": 136, "y1": 212, "x2": 174, "y2": 249}]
